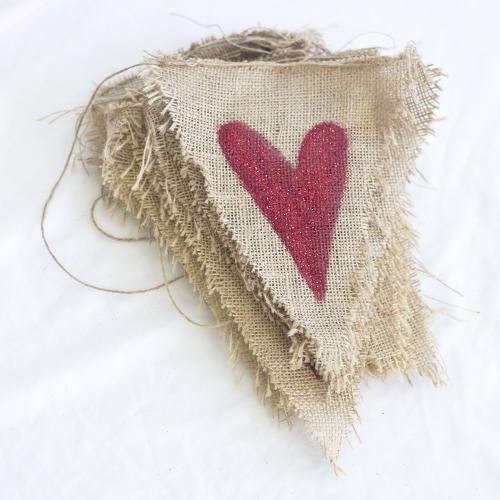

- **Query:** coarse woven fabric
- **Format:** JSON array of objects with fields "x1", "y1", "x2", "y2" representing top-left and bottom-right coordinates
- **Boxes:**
[
  {"x1": 84, "y1": 30, "x2": 443, "y2": 467},
  {"x1": 142, "y1": 41, "x2": 443, "y2": 389}
]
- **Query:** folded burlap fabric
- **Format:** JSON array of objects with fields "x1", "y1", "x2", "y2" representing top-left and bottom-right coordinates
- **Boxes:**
[{"x1": 81, "y1": 30, "x2": 443, "y2": 469}]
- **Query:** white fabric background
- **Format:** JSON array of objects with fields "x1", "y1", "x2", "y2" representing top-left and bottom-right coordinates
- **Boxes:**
[{"x1": 1, "y1": 1, "x2": 499, "y2": 498}]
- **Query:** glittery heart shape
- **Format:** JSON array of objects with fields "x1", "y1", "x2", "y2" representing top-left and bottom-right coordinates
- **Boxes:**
[{"x1": 218, "y1": 121, "x2": 348, "y2": 300}]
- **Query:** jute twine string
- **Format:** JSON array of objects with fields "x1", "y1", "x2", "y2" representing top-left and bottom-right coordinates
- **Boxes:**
[
  {"x1": 90, "y1": 197, "x2": 227, "y2": 326},
  {"x1": 40, "y1": 64, "x2": 162, "y2": 294},
  {"x1": 157, "y1": 241, "x2": 230, "y2": 329},
  {"x1": 40, "y1": 62, "x2": 225, "y2": 328},
  {"x1": 91, "y1": 195, "x2": 150, "y2": 243}
]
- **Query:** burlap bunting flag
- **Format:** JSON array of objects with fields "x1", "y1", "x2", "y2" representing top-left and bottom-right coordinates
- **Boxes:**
[{"x1": 83, "y1": 30, "x2": 443, "y2": 469}]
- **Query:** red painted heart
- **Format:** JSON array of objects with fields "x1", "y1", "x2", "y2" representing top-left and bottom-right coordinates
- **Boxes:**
[{"x1": 218, "y1": 121, "x2": 348, "y2": 300}]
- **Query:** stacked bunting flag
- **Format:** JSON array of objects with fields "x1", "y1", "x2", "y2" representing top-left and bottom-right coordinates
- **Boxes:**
[{"x1": 81, "y1": 29, "x2": 443, "y2": 469}]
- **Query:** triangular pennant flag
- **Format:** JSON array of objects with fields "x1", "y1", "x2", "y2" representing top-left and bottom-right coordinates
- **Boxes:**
[{"x1": 83, "y1": 30, "x2": 443, "y2": 467}]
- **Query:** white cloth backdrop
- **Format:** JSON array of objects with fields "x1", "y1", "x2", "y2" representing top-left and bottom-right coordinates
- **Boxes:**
[{"x1": 1, "y1": 1, "x2": 499, "y2": 498}]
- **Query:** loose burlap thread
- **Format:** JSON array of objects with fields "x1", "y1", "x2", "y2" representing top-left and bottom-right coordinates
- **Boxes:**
[{"x1": 60, "y1": 30, "x2": 443, "y2": 469}]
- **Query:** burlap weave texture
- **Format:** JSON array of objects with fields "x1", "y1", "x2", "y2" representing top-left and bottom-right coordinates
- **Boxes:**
[{"x1": 85, "y1": 30, "x2": 443, "y2": 467}]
